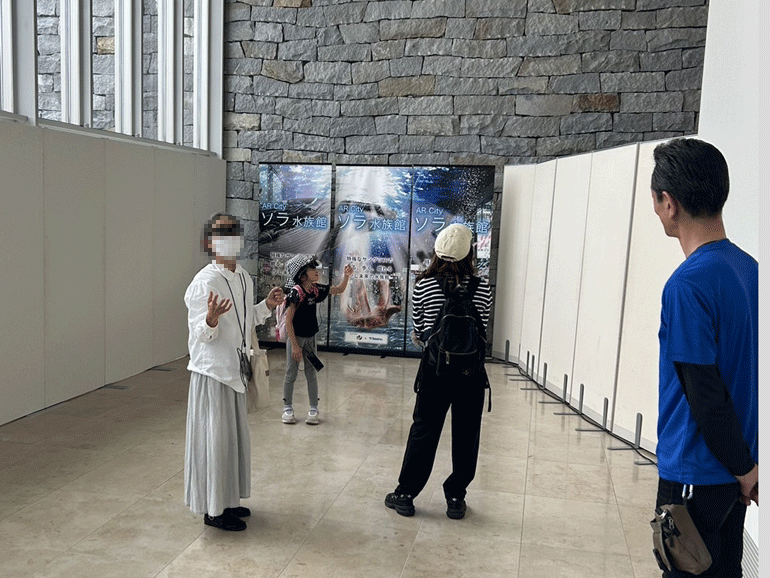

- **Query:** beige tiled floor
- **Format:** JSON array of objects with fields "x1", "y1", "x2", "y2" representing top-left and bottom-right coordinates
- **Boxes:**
[{"x1": 0, "y1": 350, "x2": 662, "y2": 578}]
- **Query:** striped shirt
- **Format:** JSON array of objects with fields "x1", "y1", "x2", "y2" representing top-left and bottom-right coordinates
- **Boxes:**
[{"x1": 412, "y1": 275, "x2": 493, "y2": 336}]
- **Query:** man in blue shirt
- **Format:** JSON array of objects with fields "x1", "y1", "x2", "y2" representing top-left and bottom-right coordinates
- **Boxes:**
[{"x1": 651, "y1": 138, "x2": 758, "y2": 577}]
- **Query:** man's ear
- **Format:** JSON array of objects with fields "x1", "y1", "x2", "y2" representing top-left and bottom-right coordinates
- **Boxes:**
[{"x1": 661, "y1": 191, "x2": 679, "y2": 218}]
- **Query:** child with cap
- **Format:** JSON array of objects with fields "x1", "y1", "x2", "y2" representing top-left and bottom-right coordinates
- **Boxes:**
[
  {"x1": 282, "y1": 255, "x2": 354, "y2": 424},
  {"x1": 385, "y1": 223, "x2": 492, "y2": 519}
]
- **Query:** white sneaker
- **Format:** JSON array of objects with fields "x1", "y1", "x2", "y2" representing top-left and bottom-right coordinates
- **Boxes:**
[
  {"x1": 305, "y1": 410, "x2": 319, "y2": 425},
  {"x1": 282, "y1": 408, "x2": 296, "y2": 424}
]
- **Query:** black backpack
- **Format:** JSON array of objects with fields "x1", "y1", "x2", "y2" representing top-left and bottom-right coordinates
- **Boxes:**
[{"x1": 422, "y1": 276, "x2": 486, "y2": 378}]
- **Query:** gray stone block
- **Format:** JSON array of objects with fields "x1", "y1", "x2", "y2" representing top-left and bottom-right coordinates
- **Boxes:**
[
  {"x1": 38, "y1": 74, "x2": 54, "y2": 93},
  {"x1": 226, "y1": 42, "x2": 245, "y2": 59},
  {"x1": 92, "y1": 17, "x2": 114, "y2": 37},
  {"x1": 637, "y1": 0, "x2": 705, "y2": 9},
  {"x1": 339, "y1": 22, "x2": 379, "y2": 44},
  {"x1": 560, "y1": 112, "x2": 613, "y2": 134},
  {"x1": 498, "y1": 77, "x2": 550, "y2": 95},
  {"x1": 575, "y1": 93, "x2": 621, "y2": 112},
  {"x1": 335, "y1": 84, "x2": 380, "y2": 100},
  {"x1": 37, "y1": 55, "x2": 61, "y2": 74},
  {"x1": 379, "y1": 77, "x2": 436, "y2": 97},
  {"x1": 455, "y1": 95, "x2": 518, "y2": 115},
  {"x1": 324, "y1": 4, "x2": 368, "y2": 26},
  {"x1": 275, "y1": 98, "x2": 313, "y2": 120},
  {"x1": 519, "y1": 55, "x2": 581, "y2": 76},
  {"x1": 480, "y1": 137, "x2": 536, "y2": 156},
  {"x1": 278, "y1": 40, "x2": 316, "y2": 61},
  {"x1": 334, "y1": 153, "x2": 389, "y2": 164},
  {"x1": 227, "y1": 162, "x2": 244, "y2": 181},
  {"x1": 380, "y1": 19, "x2": 448, "y2": 41},
  {"x1": 294, "y1": 134, "x2": 344, "y2": 153},
  {"x1": 653, "y1": 112, "x2": 696, "y2": 131},
  {"x1": 226, "y1": 4, "x2": 252, "y2": 22},
  {"x1": 502, "y1": 116, "x2": 560, "y2": 137},
  {"x1": 226, "y1": 198, "x2": 261, "y2": 223},
  {"x1": 435, "y1": 135, "x2": 481, "y2": 153},
  {"x1": 610, "y1": 30, "x2": 648, "y2": 51},
  {"x1": 226, "y1": 21, "x2": 254, "y2": 42},
  {"x1": 252, "y1": 76, "x2": 289, "y2": 96},
  {"x1": 398, "y1": 96, "x2": 453, "y2": 115},
  {"x1": 613, "y1": 113, "x2": 653, "y2": 132},
  {"x1": 563, "y1": 0, "x2": 636, "y2": 9},
  {"x1": 346, "y1": 135, "x2": 399, "y2": 155},
  {"x1": 304, "y1": 62, "x2": 352, "y2": 84},
  {"x1": 399, "y1": 135, "x2": 437, "y2": 154},
  {"x1": 682, "y1": 90, "x2": 701, "y2": 112},
  {"x1": 526, "y1": 13, "x2": 578, "y2": 36},
  {"x1": 37, "y1": 0, "x2": 58, "y2": 16},
  {"x1": 550, "y1": 73, "x2": 601, "y2": 94},
  {"x1": 408, "y1": 116, "x2": 458, "y2": 135},
  {"x1": 537, "y1": 134, "x2": 596, "y2": 157},
  {"x1": 656, "y1": 7, "x2": 709, "y2": 29},
  {"x1": 254, "y1": 22, "x2": 283, "y2": 43},
  {"x1": 244, "y1": 162, "x2": 260, "y2": 184},
  {"x1": 562, "y1": 31, "x2": 612, "y2": 53},
  {"x1": 391, "y1": 153, "x2": 450, "y2": 164},
  {"x1": 227, "y1": 180, "x2": 254, "y2": 199},
  {"x1": 372, "y1": 40, "x2": 407, "y2": 61},
  {"x1": 467, "y1": 0, "x2": 527, "y2": 18},
  {"x1": 340, "y1": 98, "x2": 399, "y2": 117},
  {"x1": 516, "y1": 94, "x2": 574, "y2": 116},
  {"x1": 238, "y1": 130, "x2": 293, "y2": 150},
  {"x1": 640, "y1": 50, "x2": 682, "y2": 72},
  {"x1": 352, "y1": 61, "x2": 391, "y2": 84},
  {"x1": 434, "y1": 77, "x2": 497, "y2": 96},
  {"x1": 244, "y1": 41, "x2": 278, "y2": 59},
  {"x1": 405, "y1": 38, "x2": 454, "y2": 57},
  {"x1": 224, "y1": 113, "x2": 262, "y2": 131},
  {"x1": 329, "y1": 117, "x2": 377, "y2": 137},
  {"x1": 375, "y1": 115, "x2": 407, "y2": 134},
  {"x1": 621, "y1": 11, "x2": 657, "y2": 30},
  {"x1": 289, "y1": 83, "x2": 335, "y2": 100},
  {"x1": 37, "y1": 34, "x2": 60, "y2": 56},
  {"x1": 665, "y1": 67, "x2": 703, "y2": 91},
  {"x1": 251, "y1": 150, "x2": 284, "y2": 163},
  {"x1": 364, "y1": 1, "x2": 413, "y2": 21},
  {"x1": 390, "y1": 57, "x2": 424, "y2": 78},
  {"x1": 250, "y1": 6, "x2": 298, "y2": 24},
  {"x1": 262, "y1": 61, "x2": 304, "y2": 83},
  {"x1": 582, "y1": 51, "x2": 639, "y2": 73},
  {"x1": 423, "y1": 56, "x2": 464, "y2": 77},
  {"x1": 682, "y1": 47, "x2": 705, "y2": 69},
  {"x1": 295, "y1": 6, "x2": 327, "y2": 28},
  {"x1": 224, "y1": 131, "x2": 238, "y2": 149},
  {"x1": 225, "y1": 58, "x2": 263, "y2": 76},
  {"x1": 235, "y1": 94, "x2": 276, "y2": 114},
  {"x1": 646, "y1": 28, "x2": 707, "y2": 52},
  {"x1": 446, "y1": 19, "x2": 476, "y2": 39},
  {"x1": 284, "y1": 25, "x2": 316, "y2": 41},
  {"x1": 37, "y1": 17, "x2": 59, "y2": 36},
  {"x1": 579, "y1": 11, "x2": 621, "y2": 30},
  {"x1": 282, "y1": 150, "x2": 327, "y2": 164},
  {"x1": 601, "y1": 72, "x2": 665, "y2": 92},
  {"x1": 284, "y1": 117, "x2": 332, "y2": 137},
  {"x1": 452, "y1": 39, "x2": 508, "y2": 59},
  {"x1": 620, "y1": 92, "x2": 683, "y2": 112},
  {"x1": 459, "y1": 115, "x2": 507, "y2": 136},
  {"x1": 474, "y1": 18, "x2": 526, "y2": 40},
  {"x1": 317, "y1": 27, "x2": 345, "y2": 47},
  {"x1": 318, "y1": 44, "x2": 372, "y2": 62},
  {"x1": 226, "y1": 75, "x2": 254, "y2": 94},
  {"x1": 261, "y1": 115, "x2": 283, "y2": 130},
  {"x1": 412, "y1": 0, "x2": 466, "y2": 18},
  {"x1": 93, "y1": 74, "x2": 115, "y2": 95},
  {"x1": 596, "y1": 131, "x2": 644, "y2": 150}
]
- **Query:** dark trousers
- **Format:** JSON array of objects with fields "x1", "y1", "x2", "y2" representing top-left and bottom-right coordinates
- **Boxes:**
[
  {"x1": 656, "y1": 477, "x2": 747, "y2": 578},
  {"x1": 395, "y1": 379, "x2": 485, "y2": 500}
]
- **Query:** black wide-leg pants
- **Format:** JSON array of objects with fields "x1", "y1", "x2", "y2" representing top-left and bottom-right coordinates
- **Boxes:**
[{"x1": 395, "y1": 377, "x2": 485, "y2": 500}]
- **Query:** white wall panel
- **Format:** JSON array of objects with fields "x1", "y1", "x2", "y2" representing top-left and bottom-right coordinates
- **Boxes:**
[
  {"x1": 518, "y1": 160, "x2": 556, "y2": 381},
  {"x1": 193, "y1": 154, "x2": 226, "y2": 270},
  {"x1": 153, "y1": 149, "x2": 196, "y2": 366},
  {"x1": 538, "y1": 153, "x2": 592, "y2": 396},
  {"x1": 105, "y1": 141, "x2": 155, "y2": 384},
  {"x1": 572, "y1": 145, "x2": 638, "y2": 424},
  {"x1": 494, "y1": 164, "x2": 536, "y2": 363},
  {"x1": 43, "y1": 129, "x2": 106, "y2": 407},
  {"x1": 0, "y1": 123, "x2": 45, "y2": 424},
  {"x1": 614, "y1": 140, "x2": 682, "y2": 449}
]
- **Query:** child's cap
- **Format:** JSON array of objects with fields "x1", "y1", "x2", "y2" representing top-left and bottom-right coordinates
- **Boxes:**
[
  {"x1": 286, "y1": 254, "x2": 319, "y2": 284},
  {"x1": 434, "y1": 223, "x2": 472, "y2": 262}
]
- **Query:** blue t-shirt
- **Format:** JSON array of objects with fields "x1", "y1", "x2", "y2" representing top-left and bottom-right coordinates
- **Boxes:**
[{"x1": 656, "y1": 239, "x2": 758, "y2": 485}]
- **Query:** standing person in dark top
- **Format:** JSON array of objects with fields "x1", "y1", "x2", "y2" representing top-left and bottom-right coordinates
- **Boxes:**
[
  {"x1": 281, "y1": 254, "x2": 353, "y2": 425},
  {"x1": 651, "y1": 138, "x2": 758, "y2": 577},
  {"x1": 385, "y1": 223, "x2": 493, "y2": 519}
]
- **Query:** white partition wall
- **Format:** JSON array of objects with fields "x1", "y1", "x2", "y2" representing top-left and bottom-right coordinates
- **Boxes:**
[
  {"x1": 518, "y1": 160, "x2": 557, "y2": 381},
  {"x1": 538, "y1": 153, "x2": 592, "y2": 397},
  {"x1": 493, "y1": 164, "x2": 536, "y2": 363},
  {"x1": 613, "y1": 140, "x2": 682, "y2": 449},
  {"x1": 43, "y1": 129, "x2": 108, "y2": 407},
  {"x1": 0, "y1": 122, "x2": 45, "y2": 421},
  {"x1": 571, "y1": 144, "x2": 638, "y2": 424}
]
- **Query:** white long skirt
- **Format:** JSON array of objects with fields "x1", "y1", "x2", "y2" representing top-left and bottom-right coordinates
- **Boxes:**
[{"x1": 184, "y1": 372, "x2": 250, "y2": 517}]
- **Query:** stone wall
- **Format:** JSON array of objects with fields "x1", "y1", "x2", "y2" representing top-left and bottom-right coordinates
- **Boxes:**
[{"x1": 223, "y1": 0, "x2": 709, "y2": 199}]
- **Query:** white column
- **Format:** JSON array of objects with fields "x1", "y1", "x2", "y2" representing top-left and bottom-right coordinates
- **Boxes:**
[
  {"x1": 114, "y1": 0, "x2": 143, "y2": 136},
  {"x1": 158, "y1": 0, "x2": 183, "y2": 144},
  {"x1": 60, "y1": 0, "x2": 92, "y2": 126}
]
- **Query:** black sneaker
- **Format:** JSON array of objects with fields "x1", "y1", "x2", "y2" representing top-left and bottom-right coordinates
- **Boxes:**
[
  {"x1": 446, "y1": 497, "x2": 467, "y2": 520},
  {"x1": 223, "y1": 506, "x2": 251, "y2": 518},
  {"x1": 384, "y1": 492, "x2": 415, "y2": 517},
  {"x1": 204, "y1": 512, "x2": 247, "y2": 531}
]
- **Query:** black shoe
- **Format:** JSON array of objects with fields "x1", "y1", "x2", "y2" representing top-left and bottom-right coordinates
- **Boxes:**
[
  {"x1": 224, "y1": 506, "x2": 251, "y2": 518},
  {"x1": 446, "y1": 497, "x2": 466, "y2": 520},
  {"x1": 384, "y1": 492, "x2": 415, "y2": 517},
  {"x1": 204, "y1": 512, "x2": 247, "y2": 531}
]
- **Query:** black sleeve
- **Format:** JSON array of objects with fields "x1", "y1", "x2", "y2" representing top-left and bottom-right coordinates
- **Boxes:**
[{"x1": 674, "y1": 362, "x2": 755, "y2": 477}]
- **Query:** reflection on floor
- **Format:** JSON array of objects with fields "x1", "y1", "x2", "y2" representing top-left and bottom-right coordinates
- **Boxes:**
[{"x1": 0, "y1": 350, "x2": 662, "y2": 578}]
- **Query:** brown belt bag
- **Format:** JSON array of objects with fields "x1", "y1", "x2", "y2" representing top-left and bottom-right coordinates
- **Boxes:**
[{"x1": 651, "y1": 496, "x2": 712, "y2": 575}]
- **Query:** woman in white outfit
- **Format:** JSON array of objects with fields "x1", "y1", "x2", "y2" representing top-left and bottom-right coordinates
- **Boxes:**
[{"x1": 184, "y1": 213, "x2": 284, "y2": 531}]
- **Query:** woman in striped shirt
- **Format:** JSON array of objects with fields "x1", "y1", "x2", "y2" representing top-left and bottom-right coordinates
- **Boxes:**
[{"x1": 385, "y1": 223, "x2": 492, "y2": 520}]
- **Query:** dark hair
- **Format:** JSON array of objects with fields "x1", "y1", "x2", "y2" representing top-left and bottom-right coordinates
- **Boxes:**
[
  {"x1": 201, "y1": 212, "x2": 243, "y2": 257},
  {"x1": 417, "y1": 252, "x2": 475, "y2": 292},
  {"x1": 651, "y1": 138, "x2": 730, "y2": 218}
]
